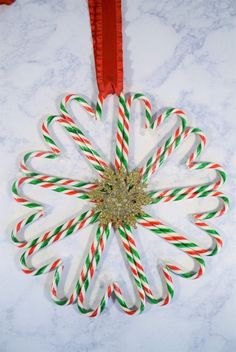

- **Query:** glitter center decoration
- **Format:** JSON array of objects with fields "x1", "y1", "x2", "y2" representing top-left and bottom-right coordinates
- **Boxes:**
[{"x1": 89, "y1": 168, "x2": 151, "y2": 227}]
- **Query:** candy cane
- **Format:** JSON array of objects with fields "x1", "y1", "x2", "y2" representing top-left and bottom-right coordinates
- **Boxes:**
[
  {"x1": 20, "y1": 151, "x2": 97, "y2": 191},
  {"x1": 114, "y1": 93, "x2": 129, "y2": 170},
  {"x1": 118, "y1": 225, "x2": 173, "y2": 306},
  {"x1": 148, "y1": 127, "x2": 226, "y2": 202},
  {"x1": 140, "y1": 109, "x2": 187, "y2": 182},
  {"x1": 13, "y1": 176, "x2": 91, "y2": 200},
  {"x1": 138, "y1": 214, "x2": 206, "y2": 280},
  {"x1": 60, "y1": 95, "x2": 108, "y2": 168},
  {"x1": 19, "y1": 210, "x2": 99, "y2": 276}
]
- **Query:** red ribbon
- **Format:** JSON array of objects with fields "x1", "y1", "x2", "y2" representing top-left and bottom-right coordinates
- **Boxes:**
[
  {"x1": 88, "y1": 0, "x2": 123, "y2": 98},
  {"x1": 0, "y1": 0, "x2": 15, "y2": 4}
]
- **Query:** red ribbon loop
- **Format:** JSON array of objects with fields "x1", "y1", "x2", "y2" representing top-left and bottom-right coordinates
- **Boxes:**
[{"x1": 88, "y1": 0, "x2": 123, "y2": 98}]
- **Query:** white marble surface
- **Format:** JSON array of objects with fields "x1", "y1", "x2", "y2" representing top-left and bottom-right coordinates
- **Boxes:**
[{"x1": 0, "y1": 0, "x2": 236, "y2": 351}]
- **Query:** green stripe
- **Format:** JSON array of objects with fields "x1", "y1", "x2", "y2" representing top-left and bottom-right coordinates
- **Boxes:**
[
  {"x1": 167, "y1": 283, "x2": 174, "y2": 298},
  {"x1": 60, "y1": 102, "x2": 67, "y2": 113},
  {"x1": 44, "y1": 135, "x2": 57, "y2": 146},
  {"x1": 75, "y1": 96, "x2": 88, "y2": 105},
  {"x1": 35, "y1": 264, "x2": 49, "y2": 276}
]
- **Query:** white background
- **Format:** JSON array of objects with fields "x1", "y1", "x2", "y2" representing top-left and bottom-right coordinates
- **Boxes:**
[{"x1": 0, "y1": 0, "x2": 235, "y2": 351}]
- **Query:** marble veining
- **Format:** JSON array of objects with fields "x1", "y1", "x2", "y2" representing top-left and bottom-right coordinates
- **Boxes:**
[{"x1": 0, "y1": 0, "x2": 235, "y2": 351}]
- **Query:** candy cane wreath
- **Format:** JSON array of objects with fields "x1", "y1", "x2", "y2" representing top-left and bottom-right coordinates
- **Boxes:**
[{"x1": 11, "y1": 92, "x2": 229, "y2": 316}]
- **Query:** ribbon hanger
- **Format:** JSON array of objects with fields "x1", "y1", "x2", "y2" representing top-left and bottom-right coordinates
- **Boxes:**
[{"x1": 88, "y1": 0, "x2": 123, "y2": 98}]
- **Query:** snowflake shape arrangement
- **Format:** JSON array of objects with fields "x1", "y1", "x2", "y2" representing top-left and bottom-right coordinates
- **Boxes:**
[{"x1": 12, "y1": 92, "x2": 229, "y2": 316}]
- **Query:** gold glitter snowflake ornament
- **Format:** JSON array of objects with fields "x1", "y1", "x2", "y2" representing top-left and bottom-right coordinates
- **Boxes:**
[{"x1": 89, "y1": 168, "x2": 152, "y2": 228}]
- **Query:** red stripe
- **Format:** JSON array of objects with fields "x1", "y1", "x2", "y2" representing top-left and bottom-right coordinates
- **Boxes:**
[
  {"x1": 186, "y1": 186, "x2": 195, "y2": 193},
  {"x1": 138, "y1": 291, "x2": 145, "y2": 301},
  {"x1": 213, "y1": 181, "x2": 221, "y2": 190},
  {"x1": 42, "y1": 123, "x2": 48, "y2": 133},
  {"x1": 141, "y1": 220, "x2": 162, "y2": 227},
  {"x1": 72, "y1": 135, "x2": 90, "y2": 145},
  {"x1": 187, "y1": 249, "x2": 207, "y2": 255},
  {"x1": 90, "y1": 309, "x2": 98, "y2": 317},
  {"x1": 28, "y1": 245, "x2": 37, "y2": 255},
  {"x1": 210, "y1": 163, "x2": 220, "y2": 169},
  {"x1": 165, "y1": 235, "x2": 186, "y2": 241},
  {"x1": 19, "y1": 243, "x2": 27, "y2": 248},
  {"x1": 78, "y1": 292, "x2": 84, "y2": 303},
  {"x1": 18, "y1": 177, "x2": 28, "y2": 186},
  {"x1": 200, "y1": 135, "x2": 206, "y2": 144},
  {"x1": 107, "y1": 285, "x2": 112, "y2": 297},
  {"x1": 194, "y1": 213, "x2": 202, "y2": 219},
  {"x1": 65, "y1": 94, "x2": 74, "y2": 103},
  {"x1": 116, "y1": 131, "x2": 123, "y2": 145},
  {"x1": 159, "y1": 190, "x2": 169, "y2": 198},
  {"x1": 164, "y1": 196, "x2": 174, "y2": 202},
  {"x1": 123, "y1": 119, "x2": 129, "y2": 132},
  {"x1": 51, "y1": 259, "x2": 61, "y2": 270},
  {"x1": 115, "y1": 159, "x2": 120, "y2": 170},
  {"x1": 131, "y1": 267, "x2": 138, "y2": 276},
  {"x1": 126, "y1": 234, "x2": 135, "y2": 246},
  {"x1": 86, "y1": 155, "x2": 98, "y2": 162},
  {"x1": 52, "y1": 147, "x2": 60, "y2": 153},
  {"x1": 62, "y1": 180, "x2": 73, "y2": 185},
  {"x1": 35, "y1": 151, "x2": 47, "y2": 157},
  {"x1": 89, "y1": 264, "x2": 94, "y2": 277},
  {"x1": 216, "y1": 238, "x2": 223, "y2": 246},
  {"x1": 22, "y1": 269, "x2": 34, "y2": 274},
  {"x1": 20, "y1": 163, "x2": 27, "y2": 171},
  {"x1": 195, "y1": 222, "x2": 207, "y2": 227},
  {"x1": 145, "y1": 100, "x2": 151, "y2": 110},
  {"x1": 135, "y1": 262, "x2": 144, "y2": 272},
  {"x1": 168, "y1": 145, "x2": 173, "y2": 155},
  {"x1": 122, "y1": 144, "x2": 128, "y2": 155},
  {"x1": 81, "y1": 270, "x2": 85, "y2": 282},
  {"x1": 100, "y1": 237, "x2": 104, "y2": 251},
  {"x1": 67, "y1": 219, "x2": 75, "y2": 229},
  {"x1": 40, "y1": 175, "x2": 49, "y2": 181},
  {"x1": 69, "y1": 295, "x2": 74, "y2": 305},
  {"x1": 16, "y1": 220, "x2": 23, "y2": 232},
  {"x1": 113, "y1": 283, "x2": 121, "y2": 295},
  {"x1": 85, "y1": 106, "x2": 94, "y2": 114},
  {"x1": 174, "y1": 109, "x2": 184, "y2": 115},
  {"x1": 126, "y1": 310, "x2": 138, "y2": 315},
  {"x1": 162, "y1": 296, "x2": 170, "y2": 306},
  {"x1": 53, "y1": 232, "x2": 62, "y2": 242},
  {"x1": 123, "y1": 242, "x2": 131, "y2": 253},
  {"x1": 175, "y1": 128, "x2": 180, "y2": 138},
  {"x1": 188, "y1": 193, "x2": 198, "y2": 199},
  {"x1": 144, "y1": 287, "x2": 152, "y2": 295},
  {"x1": 156, "y1": 115, "x2": 162, "y2": 126},
  {"x1": 196, "y1": 266, "x2": 203, "y2": 279},
  {"x1": 98, "y1": 159, "x2": 108, "y2": 167},
  {"x1": 91, "y1": 243, "x2": 95, "y2": 256},
  {"x1": 66, "y1": 190, "x2": 78, "y2": 195},
  {"x1": 119, "y1": 107, "x2": 125, "y2": 118},
  {"x1": 78, "y1": 218, "x2": 87, "y2": 229},
  {"x1": 16, "y1": 198, "x2": 26, "y2": 203},
  {"x1": 42, "y1": 183, "x2": 53, "y2": 188},
  {"x1": 163, "y1": 271, "x2": 172, "y2": 282},
  {"x1": 167, "y1": 264, "x2": 180, "y2": 271},
  {"x1": 42, "y1": 231, "x2": 50, "y2": 241}
]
